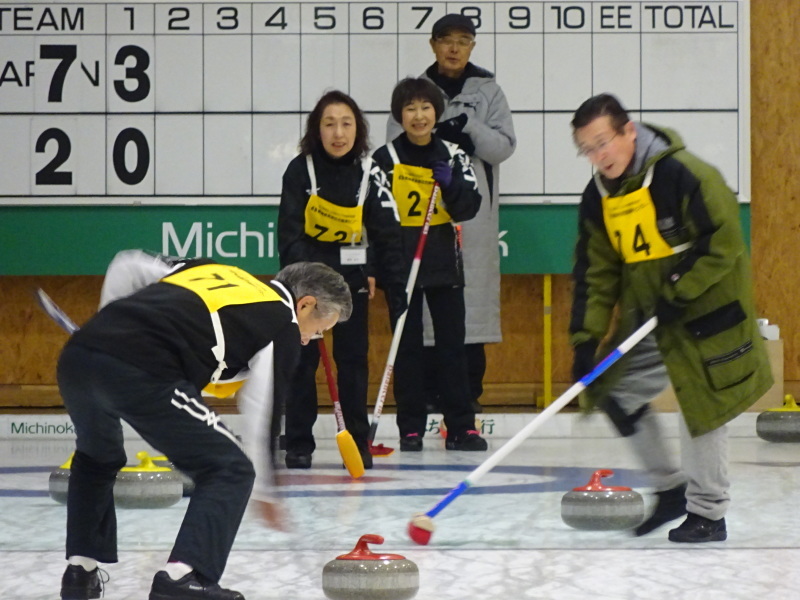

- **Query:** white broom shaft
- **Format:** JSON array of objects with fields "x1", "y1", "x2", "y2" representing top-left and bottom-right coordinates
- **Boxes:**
[
  {"x1": 369, "y1": 184, "x2": 440, "y2": 428},
  {"x1": 466, "y1": 317, "x2": 658, "y2": 484},
  {"x1": 467, "y1": 382, "x2": 583, "y2": 483},
  {"x1": 370, "y1": 310, "x2": 406, "y2": 422}
]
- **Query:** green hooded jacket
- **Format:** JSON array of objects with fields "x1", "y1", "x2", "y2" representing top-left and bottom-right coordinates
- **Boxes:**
[{"x1": 570, "y1": 124, "x2": 773, "y2": 437}]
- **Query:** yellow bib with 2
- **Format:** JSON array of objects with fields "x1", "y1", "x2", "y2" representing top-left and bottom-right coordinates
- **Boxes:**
[{"x1": 392, "y1": 163, "x2": 451, "y2": 227}]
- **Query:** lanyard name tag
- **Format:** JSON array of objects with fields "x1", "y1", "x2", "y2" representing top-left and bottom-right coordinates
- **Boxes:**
[{"x1": 340, "y1": 246, "x2": 367, "y2": 265}]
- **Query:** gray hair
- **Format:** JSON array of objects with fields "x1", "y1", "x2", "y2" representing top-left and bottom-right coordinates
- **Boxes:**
[{"x1": 274, "y1": 262, "x2": 352, "y2": 322}]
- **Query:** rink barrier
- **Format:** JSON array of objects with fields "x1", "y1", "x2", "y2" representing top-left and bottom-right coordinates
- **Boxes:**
[{"x1": 0, "y1": 412, "x2": 760, "y2": 441}]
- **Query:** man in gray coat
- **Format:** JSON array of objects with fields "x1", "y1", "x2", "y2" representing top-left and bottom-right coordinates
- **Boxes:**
[{"x1": 387, "y1": 13, "x2": 516, "y2": 410}]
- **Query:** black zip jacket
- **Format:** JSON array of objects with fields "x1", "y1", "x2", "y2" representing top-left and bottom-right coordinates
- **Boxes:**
[
  {"x1": 277, "y1": 148, "x2": 406, "y2": 291},
  {"x1": 372, "y1": 134, "x2": 481, "y2": 288}
]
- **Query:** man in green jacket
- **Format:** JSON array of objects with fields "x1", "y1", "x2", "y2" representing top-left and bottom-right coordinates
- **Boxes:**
[{"x1": 569, "y1": 94, "x2": 773, "y2": 543}]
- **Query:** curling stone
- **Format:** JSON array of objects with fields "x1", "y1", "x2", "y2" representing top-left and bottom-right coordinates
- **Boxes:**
[
  {"x1": 152, "y1": 455, "x2": 195, "y2": 497},
  {"x1": 756, "y1": 395, "x2": 800, "y2": 443},
  {"x1": 49, "y1": 451, "x2": 183, "y2": 508},
  {"x1": 48, "y1": 453, "x2": 74, "y2": 504},
  {"x1": 113, "y1": 451, "x2": 183, "y2": 509},
  {"x1": 322, "y1": 534, "x2": 419, "y2": 600},
  {"x1": 561, "y1": 469, "x2": 645, "y2": 531}
]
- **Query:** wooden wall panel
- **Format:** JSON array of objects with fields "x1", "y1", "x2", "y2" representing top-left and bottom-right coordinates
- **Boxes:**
[
  {"x1": 751, "y1": 0, "x2": 800, "y2": 384},
  {"x1": 0, "y1": 274, "x2": 575, "y2": 407},
  {"x1": 1, "y1": 276, "x2": 101, "y2": 386}
]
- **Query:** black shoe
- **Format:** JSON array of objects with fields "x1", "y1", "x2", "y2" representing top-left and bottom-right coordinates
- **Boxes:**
[
  {"x1": 445, "y1": 430, "x2": 488, "y2": 451},
  {"x1": 668, "y1": 512, "x2": 727, "y2": 543},
  {"x1": 285, "y1": 451, "x2": 312, "y2": 469},
  {"x1": 634, "y1": 484, "x2": 688, "y2": 536},
  {"x1": 61, "y1": 565, "x2": 106, "y2": 600},
  {"x1": 61, "y1": 565, "x2": 108, "y2": 600},
  {"x1": 400, "y1": 433, "x2": 423, "y2": 452},
  {"x1": 360, "y1": 449, "x2": 373, "y2": 469},
  {"x1": 149, "y1": 570, "x2": 244, "y2": 600}
]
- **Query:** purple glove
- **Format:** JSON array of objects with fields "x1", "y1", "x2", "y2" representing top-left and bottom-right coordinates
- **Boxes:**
[{"x1": 431, "y1": 161, "x2": 453, "y2": 190}]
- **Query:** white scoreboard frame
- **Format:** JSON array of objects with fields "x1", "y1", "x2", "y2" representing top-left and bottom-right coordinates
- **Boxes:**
[{"x1": 0, "y1": 0, "x2": 751, "y2": 206}]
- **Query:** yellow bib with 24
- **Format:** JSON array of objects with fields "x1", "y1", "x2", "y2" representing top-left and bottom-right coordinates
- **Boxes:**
[{"x1": 392, "y1": 164, "x2": 451, "y2": 227}]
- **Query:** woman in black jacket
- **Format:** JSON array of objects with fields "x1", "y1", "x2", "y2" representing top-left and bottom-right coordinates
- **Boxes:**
[
  {"x1": 372, "y1": 78, "x2": 486, "y2": 452},
  {"x1": 278, "y1": 90, "x2": 407, "y2": 469}
]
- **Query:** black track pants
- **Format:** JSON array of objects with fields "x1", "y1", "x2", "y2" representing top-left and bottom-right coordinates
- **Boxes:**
[{"x1": 57, "y1": 344, "x2": 254, "y2": 583}]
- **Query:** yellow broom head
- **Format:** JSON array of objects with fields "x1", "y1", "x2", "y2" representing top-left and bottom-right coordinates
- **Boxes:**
[{"x1": 336, "y1": 430, "x2": 364, "y2": 479}]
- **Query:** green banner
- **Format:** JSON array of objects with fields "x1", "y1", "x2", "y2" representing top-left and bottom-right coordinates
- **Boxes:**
[{"x1": 0, "y1": 204, "x2": 750, "y2": 276}]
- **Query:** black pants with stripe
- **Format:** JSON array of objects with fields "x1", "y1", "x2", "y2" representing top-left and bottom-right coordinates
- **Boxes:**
[
  {"x1": 285, "y1": 288, "x2": 370, "y2": 454},
  {"x1": 393, "y1": 285, "x2": 475, "y2": 438},
  {"x1": 57, "y1": 343, "x2": 254, "y2": 583}
]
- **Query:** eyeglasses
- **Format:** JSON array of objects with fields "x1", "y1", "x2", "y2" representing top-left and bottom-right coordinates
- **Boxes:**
[
  {"x1": 435, "y1": 36, "x2": 475, "y2": 49},
  {"x1": 576, "y1": 132, "x2": 618, "y2": 157}
]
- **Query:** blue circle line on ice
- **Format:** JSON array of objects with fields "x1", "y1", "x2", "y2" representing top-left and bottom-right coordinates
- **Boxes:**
[{"x1": 0, "y1": 464, "x2": 650, "y2": 498}]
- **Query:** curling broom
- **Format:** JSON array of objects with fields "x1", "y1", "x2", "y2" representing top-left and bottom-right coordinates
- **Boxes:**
[
  {"x1": 34, "y1": 288, "x2": 79, "y2": 334},
  {"x1": 319, "y1": 337, "x2": 365, "y2": 478},
  {"x1": 368, "y1": 182, "x2": 441, "y2": 456},
  {"x1": 407, "y1": 316, "x2": 658, "y2": 545}
]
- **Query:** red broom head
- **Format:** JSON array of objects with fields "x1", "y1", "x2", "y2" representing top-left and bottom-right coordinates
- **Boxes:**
[{"x1": 407, "y1": 514, "x2": 435, "y2": 545}]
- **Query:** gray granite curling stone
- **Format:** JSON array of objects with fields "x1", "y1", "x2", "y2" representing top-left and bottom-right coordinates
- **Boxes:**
[
  {"x1": 757, "y1": 395, "x2": 800, "y2": 443},
  {"x1": 48, "y1": 453, "x2": 73, "y2": 505},
  {"x1": 113, "y1": 451, "x2": 183, "y2": 508},
  {"x1": 561, "y1": 469, "x2": 645, "y2": 531},
  {"x1": 322, "y1": 534, "x2": 419, "y2": 600},
  {"x1": 152, "y1": 455, "x2": 195, "y2": 497},
  {"x1": 49, "y1": 451, "x2": 182, "y2": 508}
]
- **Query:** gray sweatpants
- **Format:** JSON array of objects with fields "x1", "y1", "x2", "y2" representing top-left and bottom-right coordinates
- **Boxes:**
[{"x1": 608, "y1": 332, "x2": 730, "y2": 520}]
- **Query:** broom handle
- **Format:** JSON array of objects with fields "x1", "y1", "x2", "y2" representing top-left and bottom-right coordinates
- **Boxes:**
[
  {"x1": 368, "y1": 183, "x2": 441, "y2": 443},
  {"x1": 318, "y1": 338, "x2": 346, "y2": 433},
  {"x1": 425, "y1": 317, "x2": 658, "y2": 518}
]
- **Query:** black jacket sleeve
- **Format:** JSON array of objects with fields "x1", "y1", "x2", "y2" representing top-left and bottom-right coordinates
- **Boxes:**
[
  {"x1": 277, "y1": 156, "x2": 314, "y2": 268},
  {"x1": 362, "y1": 158, "x2": 407, "y2": 288}
]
